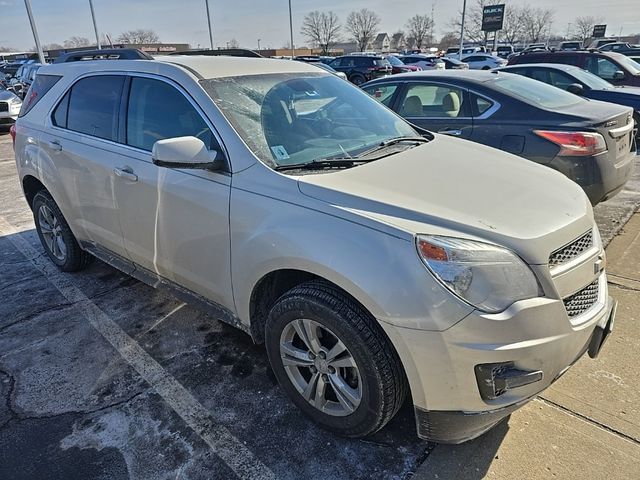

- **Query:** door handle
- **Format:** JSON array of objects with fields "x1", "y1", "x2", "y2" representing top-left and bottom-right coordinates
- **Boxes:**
[
  {"x1": 48, "y1": 140, "x2": 62, "y2": 151},
  {"x1": 113, "y1": 166, "x2": 138, "y2": 182},
  {"x1": 439, "y1": 129, "x2": 463, "y2": 136}
]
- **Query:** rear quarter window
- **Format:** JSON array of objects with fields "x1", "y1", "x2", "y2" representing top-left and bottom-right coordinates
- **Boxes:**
[{"x1": 18, "y1": 74, "x2": 61, "y2": 117}]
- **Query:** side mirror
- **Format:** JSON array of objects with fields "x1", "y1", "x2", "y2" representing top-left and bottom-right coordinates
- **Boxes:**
[
  {"x1": 613, "y1": 70, "x2": 625, "y2": 80},
  {"x1": 152, "y1": 136, "x2": 225, "y2": 171},
  {"x1": 567, "y1": 83, "x2": 584, "y2": 95}
]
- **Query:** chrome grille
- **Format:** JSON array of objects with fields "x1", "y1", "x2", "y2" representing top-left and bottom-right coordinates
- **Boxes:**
[
  {"x1": 563, "y1": 280, "x2": 599, "y2": 318},
  {"x1": 0, "y1": 102, "x2": 8, "y2": 113},
  {"x1": 549, "y1": 231, "x2": 593, "y2": 268}
]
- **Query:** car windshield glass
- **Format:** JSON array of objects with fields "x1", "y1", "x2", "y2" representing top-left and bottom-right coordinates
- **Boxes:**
[
  {"x1": 569, "y1": 68, "x2": 613, "y2": 89},
  {"x1": 615, "y1": 55, "x2": 640, "y2": 75},
  {"x1": 386, "y1": 56, "x2": 404, "y2": 66},
  {"x1": 200, "y1": 73, "x2": 417, "y2": 169},
  {"x1": 491, "y1": 74, "x2": 583, "y2": 109}
]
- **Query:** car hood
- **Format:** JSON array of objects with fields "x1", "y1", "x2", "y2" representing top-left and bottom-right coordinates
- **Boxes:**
[
  {"x1": 297, "y1": 135, "x2": 593, "y2": 265},
  {"x1": 0, "y1": 90, "x2": 19, "y2": 102},
  {"x1": 587, "y1": 86, "x2": 640, "y2": 105}
]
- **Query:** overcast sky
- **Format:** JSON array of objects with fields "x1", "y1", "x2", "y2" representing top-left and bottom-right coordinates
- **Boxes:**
[{"x1": 1, "y1": 0, "x2": 639, "y2": 51}]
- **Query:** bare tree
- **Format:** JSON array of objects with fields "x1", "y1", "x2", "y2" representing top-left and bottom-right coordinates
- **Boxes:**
[
  {"x1": 228, "y1": 38, "x2": 240, "y2": 48},
  {"x1": 346, "y1": 9, "x2": 380, "y2": 52},
  {"x1": 40, "y1": 43, "x2": 64, "y2": 51},
  {"x1": 63, "y1": 36, "x2": 90, "y2": 48},
  {"x1": 574, "y1": 16, "x2": 603, "y2": 45},
  {"x1": 301, "y1": 11, "x2": 342, "y2": 55},
  {"x1": 500, "y1": 6, "x2": 525, "y2": 45},
  {"x1": 521, "y1": 7, "x2": 554, "y2": 44},
  {"x1": 406, "y1": 14, "x2": 434, "y2": 49},
  {"x1": 117, "y1": 29, "x2": 160, "y2": 44},
  {"x1": 438, "y1": 32, "x2": 460, "y2": 51}
]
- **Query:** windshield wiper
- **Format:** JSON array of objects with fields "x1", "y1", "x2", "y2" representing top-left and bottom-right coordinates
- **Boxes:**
[
  {"x1": 353, "y1": 136, "x2": 430, "y2": 159},
  {"x1": 274, "y1": 158, "x2": 363, "y2": 172}
]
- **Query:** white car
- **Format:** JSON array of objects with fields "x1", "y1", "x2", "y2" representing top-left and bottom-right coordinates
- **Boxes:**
[
  {"x1": 12, "y1": 55, "x2": 616, "y2": 444},
  {"x1": 399, "y1": 54, "x2": 445, "y2": 70},
  {"x1": 461, "y1": 53, "x2": 507, "y2": 70},
  {"x1": 0, "y1": 85, "x2": 22, "y2": 126}
]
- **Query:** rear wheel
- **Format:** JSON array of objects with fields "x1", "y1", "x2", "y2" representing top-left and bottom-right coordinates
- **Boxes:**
[
  {"x1": 33, "y1": 191, "x2": 93, "y2": 272},
  {"x1": 350, "y1": 74, "x2": 366, "y2": 86},
  {"x1": 265, "y1": 280, "x2": 407, "y2": 438}
]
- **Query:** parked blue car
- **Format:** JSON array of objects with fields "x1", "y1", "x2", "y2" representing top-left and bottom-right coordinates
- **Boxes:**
[{"x1": 497, "y1": 63, "x2": 640, "y2": 138}]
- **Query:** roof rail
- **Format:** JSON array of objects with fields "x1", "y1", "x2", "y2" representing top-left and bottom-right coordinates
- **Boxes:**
[
  {"x1": 53, "y1": 48, "x2": 153, "y2": 63},
  {"x1": 171, "y1": 48, "x2": 263, "y2": 58}
]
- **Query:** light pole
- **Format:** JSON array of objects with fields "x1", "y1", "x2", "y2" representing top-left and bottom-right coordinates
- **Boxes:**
[
  {"x1": 458, "y1": 0, "x2": 466, "y2": 60},
  {"x1": 88, "y1": 0, "x2": 101, "y2": 49},
  {"x1": 23, "y1": 0, "x2": 45, "y2": 64},
  {"x1": 205, "y1": 0, "x2": 214, "y2": 50},
  {"x1": 257, "y1": 38, "x2": 261, "y2": 52},
  {"x1": 288, "y1": 0, "x2": 295, "y2": 58}
]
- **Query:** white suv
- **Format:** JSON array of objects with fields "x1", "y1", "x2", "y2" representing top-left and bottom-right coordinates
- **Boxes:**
[{"x1": 12, "y1": 55, "x2": 616, "y2": 443}]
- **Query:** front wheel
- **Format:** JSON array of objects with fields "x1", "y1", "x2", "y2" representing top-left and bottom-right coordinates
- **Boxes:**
[
  {"x1": 265, "y1": 280, "x2": 407, "y2": 438},
  {"x1": 33, "y1": 190, "x2": 93, "y2": 272}
]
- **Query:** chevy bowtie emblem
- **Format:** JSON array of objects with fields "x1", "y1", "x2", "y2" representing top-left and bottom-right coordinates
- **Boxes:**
[{"x1": 594, "y1": 253, "x2": 606, "y2": 275}]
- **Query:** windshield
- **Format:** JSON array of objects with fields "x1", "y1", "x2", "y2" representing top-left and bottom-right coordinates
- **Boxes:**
[
  {"x1": 570, "y1": 68, "x2": 614, "y2": 89},
  {"x1": 615, "y1": 55, "x2": 640, "y2": 75},
  {"x1": 200, "y1": 73, "x2": 417, "y2": 169},
  {"x1": 492, "y1": 74, "x2": 584, "y2": 109}
]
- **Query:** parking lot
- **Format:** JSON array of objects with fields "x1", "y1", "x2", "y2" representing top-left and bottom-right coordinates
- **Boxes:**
[{"x1": 0, "y1": 127, "x2": 639, "y2": 479}]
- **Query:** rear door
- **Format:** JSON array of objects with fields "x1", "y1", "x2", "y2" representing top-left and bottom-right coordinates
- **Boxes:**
[
  {"x1": 112, "y1": 74, "x2": 233, "y2": 307},
  {"x1": 42, "y1": 74, "x2": 128, "y2": 257},
  {"x1": 393, "y1": 81, "x2": 473, "y2": 138}
]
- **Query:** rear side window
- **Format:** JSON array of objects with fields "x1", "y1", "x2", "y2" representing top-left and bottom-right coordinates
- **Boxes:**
[
  {"x1": 18, "y1": 74, "x2": 61, "y2": 117},
  {"x1": 362, "y1": 83, "x2": 399, "y2": 107},
  {"x1": 52, "y1": 75, "x2": 124, "y2": 141},
  {"x1": 126, "y1": 77, "x2": 217, "y2": 151}
]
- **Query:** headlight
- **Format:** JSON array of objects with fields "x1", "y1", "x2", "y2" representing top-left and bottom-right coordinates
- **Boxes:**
[{"x1": 416, "y1": 235, "x2": 541, "y2": 313}]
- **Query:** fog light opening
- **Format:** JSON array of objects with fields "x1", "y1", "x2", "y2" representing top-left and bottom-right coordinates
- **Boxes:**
[{"x1": 475, "y1": 362, "x2": 543, "y2": 400}]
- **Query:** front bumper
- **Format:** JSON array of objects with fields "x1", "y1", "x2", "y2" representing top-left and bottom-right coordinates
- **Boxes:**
[{"x1": 382, "y1": 276, "x2": 616, "y2": 444}]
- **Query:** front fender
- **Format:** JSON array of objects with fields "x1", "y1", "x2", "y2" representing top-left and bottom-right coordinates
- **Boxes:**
[{"x1": 230, "y1": 185, "x2": 473, "y2": 333}]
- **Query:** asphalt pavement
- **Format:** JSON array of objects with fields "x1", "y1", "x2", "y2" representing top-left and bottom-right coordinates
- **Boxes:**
[{"x1": 0, "y1": 129, "x2": 639, "y2": 480}]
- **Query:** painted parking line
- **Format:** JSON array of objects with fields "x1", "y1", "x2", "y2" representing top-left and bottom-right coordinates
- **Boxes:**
[{"x1": 0, "y1": 216, "x2": 276, "y2": 480}]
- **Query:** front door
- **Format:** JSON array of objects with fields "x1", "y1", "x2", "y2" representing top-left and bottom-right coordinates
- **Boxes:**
[
  {"x1": 112, "y1": 75, "x2": 233, "y2": 308},
  {"x1": 393, "y1": 82, "x2": 473, "y2": 139}
]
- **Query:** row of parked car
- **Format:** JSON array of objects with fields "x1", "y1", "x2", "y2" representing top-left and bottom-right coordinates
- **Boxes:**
[{"x1": 9, "y1": 48, "x2": 624, "y2": 445}]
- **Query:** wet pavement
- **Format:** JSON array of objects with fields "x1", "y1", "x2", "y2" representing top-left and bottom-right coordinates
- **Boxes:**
[{"x1": 0, "y1": 129, "x2": 638, "y2": 479}]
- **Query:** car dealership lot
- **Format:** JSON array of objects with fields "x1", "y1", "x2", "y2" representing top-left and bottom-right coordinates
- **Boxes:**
[{"x1": 0, "y1": 128, "x2": 639, "y2": 479}]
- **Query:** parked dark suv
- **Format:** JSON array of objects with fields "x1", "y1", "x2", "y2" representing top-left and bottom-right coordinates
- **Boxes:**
[
  {"x1": 508, "y1": 51, "x2": 640, "y2": 87},
  {"x1": 327, "y1": 55, "x2": 392, "y2": 85}
]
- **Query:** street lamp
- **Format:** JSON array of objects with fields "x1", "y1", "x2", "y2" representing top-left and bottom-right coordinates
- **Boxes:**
[
  {"x1": 288, "y1": 0, "x2": 295, "y2": 58},
  {"x1": 257, "y1": 38, "x2": 261, "y2": 52},
  {"x1": 88, "y1": 0, "x2": 101, "y2": 49},
  {"x1": 205, "y1": 0, "x2": 214, "y2": 50},
  {"x1": 23, "y1": 0, "x2": 45, "y2": 64},
  {"x1": 459, "y1": 0, "x2": 466, "y2": 60}
]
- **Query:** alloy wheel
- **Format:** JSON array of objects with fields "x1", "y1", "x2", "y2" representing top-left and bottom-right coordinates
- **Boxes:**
[
  {"x1": 38, "y1": 204, "x2": 67, "y2": 261},
  {"x1": 279, "y1": 318, "x2": 362, "y2": 417}
]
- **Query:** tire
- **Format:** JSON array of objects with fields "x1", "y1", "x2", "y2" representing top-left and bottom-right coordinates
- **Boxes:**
[
  {"x1": 350, "y1": 75, "x2": 366, "y2": 86},
  {"x1": 265, "y1": 280, "x2": 407, "y2": 438},
  {"x1": 32, "y1": 190, "x2": 93, "y2": 272},
  {"x1": 481, "y1": 66, "x2": 491, "y2": 70}
]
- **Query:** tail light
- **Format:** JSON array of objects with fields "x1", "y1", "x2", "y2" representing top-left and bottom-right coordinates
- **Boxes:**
[
  {"x1": 9, "y1": 124, "x2": 16, "y2": 150},
  {"x1": 534, "y1": 130, "x2": 607, "y2": 156}
]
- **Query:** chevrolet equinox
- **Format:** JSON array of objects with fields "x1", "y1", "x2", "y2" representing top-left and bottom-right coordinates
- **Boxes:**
[{"x1": 12, "y1": 56, "x2": 616, "y2": 443}]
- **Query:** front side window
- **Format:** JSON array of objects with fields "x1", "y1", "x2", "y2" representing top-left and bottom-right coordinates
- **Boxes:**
[
  {"x1": 548, "y1": 70, "x2": 576, "y2": 90},
  {"x1": 398, "y1": 83, "x2": 466, "y2": 118},
  {"x1": 126, "y1": 77, "x2": 216, "y2": 151},
  {"x1": 200, "y1": 73, "x2": 416, "y2": 168},
  {"x1": 54, "y1": 75, "x2": 124, "y2": 141}
]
